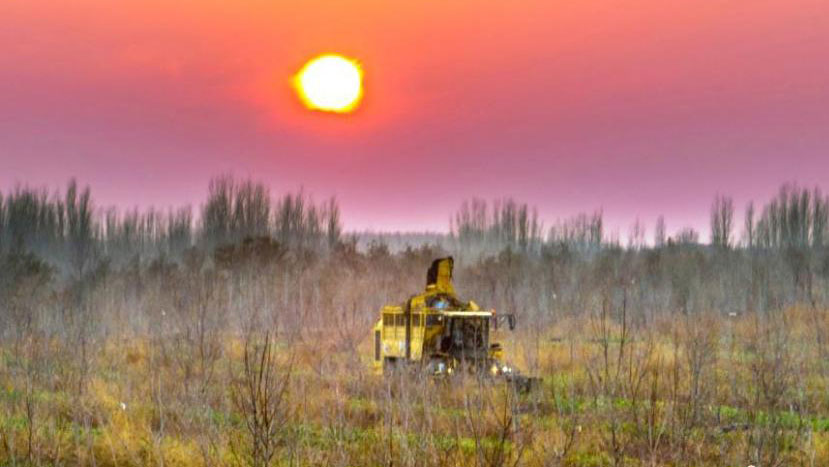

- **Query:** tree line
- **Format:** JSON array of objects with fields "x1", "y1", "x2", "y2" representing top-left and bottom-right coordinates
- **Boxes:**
[{"x1": 0, "y1": 176, "x2": 342, "y2": 275}]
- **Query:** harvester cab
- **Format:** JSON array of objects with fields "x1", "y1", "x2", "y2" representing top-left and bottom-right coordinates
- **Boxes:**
[{"x1": 371, "y1": 257, "x2": 533, "y2": 389}]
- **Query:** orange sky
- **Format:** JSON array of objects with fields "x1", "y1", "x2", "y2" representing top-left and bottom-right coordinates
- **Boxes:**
[{"x1": 2, "y1": 0, "x2": 829, "y2": 233}]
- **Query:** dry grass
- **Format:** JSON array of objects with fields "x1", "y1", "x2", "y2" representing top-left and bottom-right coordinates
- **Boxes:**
[{"x1": 2, "y1": 307, "x2": 828, "y2": 467}]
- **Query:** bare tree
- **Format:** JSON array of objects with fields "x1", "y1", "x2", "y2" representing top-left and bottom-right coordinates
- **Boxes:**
[
  {"x1": 710, "y1": 194, "x2": 734, "y2": 248},
  {"x1": 629, "y1": 218, "x2": 646, "y2": 250},
  {"x1": 744, "y1": 202, "x2": 755, "y2": 248},
  {"x1": 654, "y1": 216, "x2": 666, "y2": 248},
  {"x1": 230, "y1": 331, "x2": 294, "y2": 467}
]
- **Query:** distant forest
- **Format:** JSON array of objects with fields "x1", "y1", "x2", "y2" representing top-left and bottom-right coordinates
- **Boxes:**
[
  {"x1": 2, "y1": 177, "x2": 829, "y2": 308},
  {"x1": 2, "y1": 175, "x2": 829, "y2": 338}
]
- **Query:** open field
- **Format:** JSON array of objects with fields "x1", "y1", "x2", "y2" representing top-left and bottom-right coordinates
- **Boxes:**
[
  {"x1": 2, "y1": 307, "x2": 829, "y2": 467},
  {"x1": 3, "y1": 180, "x2": 829, "y2": 466}
]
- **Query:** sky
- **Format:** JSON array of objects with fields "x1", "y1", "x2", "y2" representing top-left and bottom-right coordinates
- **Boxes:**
[{"x1": 1, "y1": 0, "x2": 828, "y2": 236}]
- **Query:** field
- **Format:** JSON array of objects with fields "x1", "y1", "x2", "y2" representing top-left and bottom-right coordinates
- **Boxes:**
[
  {"x1": 3, "y1": 305, "x2": 829, "y2": 467},
  {"x1": 2, "y1": 180, "x2": 829, "y2": 466}
]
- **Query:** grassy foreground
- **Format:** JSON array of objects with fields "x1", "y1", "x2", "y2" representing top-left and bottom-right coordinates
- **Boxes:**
[{"x1": 2, "y1": 307, "x2": 829, "y2": 467}]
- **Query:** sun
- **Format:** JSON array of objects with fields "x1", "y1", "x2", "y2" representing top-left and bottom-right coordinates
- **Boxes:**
[{"x1": 294, "y1": 54, "x2": 363, "y2": 113}]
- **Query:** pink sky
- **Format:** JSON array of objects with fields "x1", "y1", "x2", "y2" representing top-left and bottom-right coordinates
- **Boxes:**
[{"x1": 1, "y1": 0, "x2": 828, "y2": 235}]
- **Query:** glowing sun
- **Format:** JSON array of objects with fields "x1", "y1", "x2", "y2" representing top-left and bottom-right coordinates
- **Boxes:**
[{"x1": 294, "y1": 54, "x2": 363, "y2": 113}]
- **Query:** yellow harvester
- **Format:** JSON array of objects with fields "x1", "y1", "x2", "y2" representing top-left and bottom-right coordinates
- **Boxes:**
[{"x1": 371, "y1": 257, "x2": 533, "y2": 388}]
